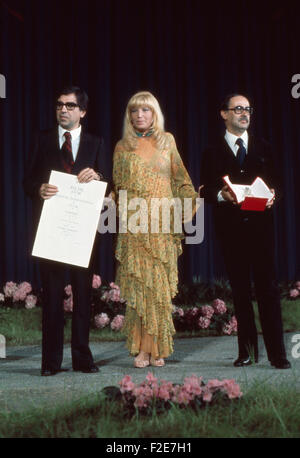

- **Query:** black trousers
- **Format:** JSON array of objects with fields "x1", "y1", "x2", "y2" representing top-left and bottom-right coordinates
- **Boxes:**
[
  {"x1": 40, "y1": 259, "x2": 94, "y2": 371},
  {"x1": 217, "y1": 214, "x2": 286, "y2": 361}
]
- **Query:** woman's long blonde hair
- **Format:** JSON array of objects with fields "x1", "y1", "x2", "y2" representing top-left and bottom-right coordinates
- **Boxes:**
[{"x1": 122, "y1": 91, "x2": 169, "y2": 150}]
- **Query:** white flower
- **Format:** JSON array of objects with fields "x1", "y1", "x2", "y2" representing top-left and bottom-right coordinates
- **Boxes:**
[{"x1": 25, "y1": 295, "x2": 37, "y2": 309}]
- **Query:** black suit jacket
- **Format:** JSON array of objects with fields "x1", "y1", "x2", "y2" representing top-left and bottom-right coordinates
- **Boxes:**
[
  {"x1": 23, "y1": 127, "x2": 105, "y2": 230},
  {"x1": 200, "y1": 134, "x2": 280, "y2": 237}
]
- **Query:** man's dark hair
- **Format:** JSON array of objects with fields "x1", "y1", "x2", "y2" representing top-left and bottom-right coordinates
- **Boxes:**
[
  {"x1": 220, "y1": 93, "x2": 250, "y2": 111},
  {"x1": 57, "y1": 86, "x2": 89, "y2": 111}
]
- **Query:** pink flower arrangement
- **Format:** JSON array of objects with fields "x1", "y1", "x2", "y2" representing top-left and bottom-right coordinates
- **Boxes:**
[
  {"x1": 201, "y1": 305, "x2": 214, "y2": 319},
  {"x1": 119, "y1": 375, "x2": 135, "y2": 393},
  {"x1": 1, "y1": 281, "x2": 38, "y2": 308},
  {"x1": 202, "y1": 378, "x2": 242, "y2": 402},
  {"x1": 172, "y1": 299, "x2": 237, "y2": 335},
  {"x1": 100, "y1": 291, "x2": 109, "y2": 301},
  {"x1": 288, "y1": 281, "x2": 300, "y2": 299},
  {"x1": 63, "y1": 296, "x2": 73, "y2": 313},
  {"x1": 198, "y1": 316, "x2": 211, "y2": 329},
  {"x1": 25, "y1": 294, "x2": 37, "y2": 309},
  {"x1": 3, "y1": 281, "x2": 18, "y2": 297},
  {"x1": 212, "y1": 299, "x2": 227, "y2": 314},
  {"x1": 289, "y1": 289, "x2": 299, "y2": 298},
  {"x1": 158, "y1": 380, "x2": 173, "y2": 401},
  {"x1": 109, "y1": 282, "x2": 119, "y2": 290},
  {"x1": 92, "y1": 275, "x2": 102, "y2": 289},
  {"x1": 117, "y1": 372, "x2": 242, "y2": 413},
  {"x1": 107, "y1": 288, "x2": 121, "y2": 303},
  {"x1": 98, "y1": 282, "x2": 126, "y2": 304},
  {"x1": 94, "y1": 312, "x2": 110, "y2": 329},
  {"x1": 111, "y1": 314, "x2": 125, "y2": 331},
  {"x1": 223, "y1": 316, "x2": 238, "y2": 335},
  {"x1": 172, "y1": 375, "x2": 203, "y2": 405},
  {"x1": 63, "y1": 284, "x2": 73, "y2": 312},
  {"x1": 12, "y1": 282, "x2": 32, "y2": 302},
  {"x1": 222, "y1": 379, "x2": 243, "y2": 399},
  {"x1": 64, "y1": 284, "x2": 73, "y2": 296},
  {"x1": 173, "y1": 306, "x2": 184, "y2": 317}
]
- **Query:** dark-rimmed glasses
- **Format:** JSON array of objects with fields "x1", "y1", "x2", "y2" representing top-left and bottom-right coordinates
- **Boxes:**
[
  {"x1": 56, "y1": 101, "x2": 79, "y2": 111},
  {"x1": 227, "y1": 106, "x2": 253, "y2": 115}
]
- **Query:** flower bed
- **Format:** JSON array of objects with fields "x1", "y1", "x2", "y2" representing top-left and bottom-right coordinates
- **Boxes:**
[
  {"x1": 289, "y1": 281, "x2": 300, "y2": 299},
  {"x1": 1, "y1": 277, "x2": 300, "y2": 336},
  {"x1": 172, "y1": 300, "x2": 237, "y2": 335},
  {"x1": 0, "y1": 281, "x2": 40, "y2": 309},
  {"x1": 63, "y1": 277, "x2": 126, "y2": 327},
  {"x1": 101, "y1": 372, "x2": 242, "y2": 418}
]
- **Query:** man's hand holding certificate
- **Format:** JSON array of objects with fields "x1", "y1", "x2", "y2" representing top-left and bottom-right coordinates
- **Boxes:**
[
  {"x1": 222, "y1": 175, "x2": 275, "y2": 211},
  {"x1": 32, "y1": 170, "x2": 107, "y2": 267}
]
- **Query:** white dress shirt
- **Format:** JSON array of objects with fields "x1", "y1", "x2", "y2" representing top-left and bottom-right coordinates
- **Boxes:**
[
  {"x1": 224, "y1": 129, "x2": 248, "y2": 156},
  {"x1": 58, "y1": 125, "x2": 81, "y2": 161}
]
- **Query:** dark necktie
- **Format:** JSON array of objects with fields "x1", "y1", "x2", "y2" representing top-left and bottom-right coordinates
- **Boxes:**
[
  {"x1": 235, "y1": 138, "x2": 246, "y2": 168},
  {"x1": 62, "y1": 131, "x2": 74, "y2": 173}
]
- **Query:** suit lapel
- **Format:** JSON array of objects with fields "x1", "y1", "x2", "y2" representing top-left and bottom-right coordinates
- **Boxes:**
[
  {"x1": 220, "y1": 136, "x2": 239, "y2": 167},
  {"x1": 244, "y1": 134, "x2": 258, "y2": 170},
  {"x1": 73, "y1": 130, "x2": 89, "y2": 173},
  {"x1": 49, "y1": 128, "x2": 65, "y2": 171}
]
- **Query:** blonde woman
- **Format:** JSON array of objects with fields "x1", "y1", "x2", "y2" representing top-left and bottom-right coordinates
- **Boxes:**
[{"x1": 113, "y1": 91, "x2": 198, "y2": 368}]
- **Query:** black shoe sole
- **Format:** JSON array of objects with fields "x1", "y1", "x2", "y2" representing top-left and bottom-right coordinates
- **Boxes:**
[
  {"x1": 271, "y1": 361, "x2": 291, "y2": 369},
  {"x1": 73, "y1": 367, "x2": 99, "y2": 373},
  {"x1": 41, "y1": 368, "x2": 69, "y2": 376}
]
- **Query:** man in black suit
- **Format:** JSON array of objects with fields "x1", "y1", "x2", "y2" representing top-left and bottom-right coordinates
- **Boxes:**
[
  {"x1": 201, "y1": 93, "x2": 290, "y2": 369},
  {"x1": 24, "y1": 86, "x2": 104, "y2": 375}
]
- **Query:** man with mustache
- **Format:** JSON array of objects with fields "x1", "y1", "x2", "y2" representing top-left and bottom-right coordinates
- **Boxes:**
[
  {"x1": 24, "y1": 86, "x2": 104, "y2": 375},
  {"x1": 200, "y1": 93, "x2": 290, "y2": 369}
]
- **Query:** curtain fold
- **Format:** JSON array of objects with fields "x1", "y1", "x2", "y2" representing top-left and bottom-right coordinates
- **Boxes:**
[{"x1": 1, "y1": 0, "x2": 299, "y2": 286}]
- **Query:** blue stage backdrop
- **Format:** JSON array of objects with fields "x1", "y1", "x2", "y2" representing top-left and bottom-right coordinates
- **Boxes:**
[{"x1": 1, "y1": 0, "x2": 300, "y2": 287}]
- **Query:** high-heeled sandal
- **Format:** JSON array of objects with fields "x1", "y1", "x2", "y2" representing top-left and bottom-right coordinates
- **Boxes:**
[
  {"x1": 134, "y1": 354, "x2": 150, "y2": 368},
  {"x1": 150, "y1": 357, "x2": 165, "y2": 367}
]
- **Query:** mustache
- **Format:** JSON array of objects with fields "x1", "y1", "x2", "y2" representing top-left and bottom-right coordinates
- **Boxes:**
[{"x1": 239, "y1": 116, "x2": 249, "y2": 121}]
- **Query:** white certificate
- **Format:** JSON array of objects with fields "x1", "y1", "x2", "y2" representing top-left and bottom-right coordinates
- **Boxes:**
[{"x1": 32, "y1": 170, "x2": 107, "y2": 267}]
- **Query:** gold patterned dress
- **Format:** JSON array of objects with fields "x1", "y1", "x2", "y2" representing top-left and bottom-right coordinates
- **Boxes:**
[{"x1": 113, "y1": 133, "x2": 198, "y2": 359}]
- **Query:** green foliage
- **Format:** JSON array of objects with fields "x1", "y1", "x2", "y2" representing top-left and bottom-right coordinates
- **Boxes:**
[
  {"x1": 0, "y1": 307, "x2": 42, "y2": 345},
  {"x1": 0, "y1": 307, "x2": 125, "y2": 346},
  {"x1": 1, "y1": 381, "x2": 300, "y2": 438},
  {"x1": 174, "y1": 278, "x2": 234, "y2": 305}
]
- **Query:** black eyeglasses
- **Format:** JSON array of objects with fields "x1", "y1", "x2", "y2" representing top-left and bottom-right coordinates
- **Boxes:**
[
  {"x1": 56, "y1": 102, "x2": 79, "y2": 111},
  {"x1": 227, "y1": 106, "x2": 253, "y2": 115}
]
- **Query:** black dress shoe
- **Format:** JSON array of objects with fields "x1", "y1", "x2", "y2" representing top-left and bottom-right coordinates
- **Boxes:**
[
  {"x1": 73, "y1": 365, "x2": 99, "y2": 373},
  {"x1": 270, "y1": 358, "x2": 291, "y2": 369},
  {"x1": 41, "y1": 368, "x2": 69, "y2": 376},
  {"x1": 233, "y1": 356, "x2": 257, "y2": 367}
]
